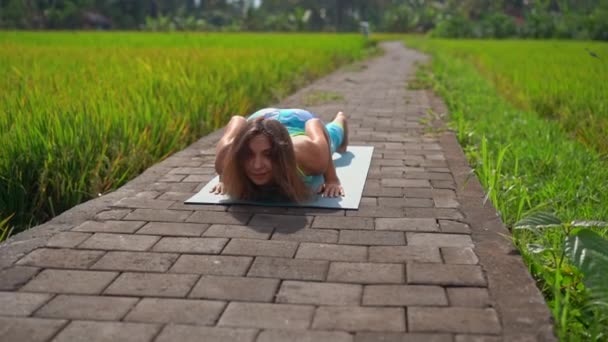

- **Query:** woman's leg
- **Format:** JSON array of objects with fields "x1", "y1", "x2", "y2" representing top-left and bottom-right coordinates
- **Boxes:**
[{"x1": 326, "y1": 111, "x2": 348, "y2": 153}]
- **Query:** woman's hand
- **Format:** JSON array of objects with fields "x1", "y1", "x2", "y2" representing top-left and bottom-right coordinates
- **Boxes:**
[
  {"x1": 210, "y1": 182, "x2": 225, "y2": 195},
  {"x1": 317, "y1": 182, "x2": 345, "y2": 197}
]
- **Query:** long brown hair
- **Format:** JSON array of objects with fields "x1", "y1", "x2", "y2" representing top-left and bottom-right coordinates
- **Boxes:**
[{"x1": 222, "y1": 117, "x2": 311, "y2": 202}]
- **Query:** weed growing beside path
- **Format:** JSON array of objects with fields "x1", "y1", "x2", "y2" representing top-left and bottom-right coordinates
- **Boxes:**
[
  {"x1": 406, "y1": 37, "x2": 608, "y2": 340},
  {"x1": 0, "y1": 32, "x2": 371, "y2": 238}
]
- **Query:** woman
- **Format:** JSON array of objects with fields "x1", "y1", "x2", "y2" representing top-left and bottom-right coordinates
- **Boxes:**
[{"x1": 211, "y1": 108, "x2": 349, "y2": 202}]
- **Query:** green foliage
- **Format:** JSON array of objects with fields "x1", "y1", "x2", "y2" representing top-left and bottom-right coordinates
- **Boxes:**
[
  {"x1": 0, "y1": 214, "x2": 14, "y2": 241},
  {"x1": 566, "y1": 229, "x2": 608, "y2": 313},
  {"x1": 0, "y1": 32, "x2": 370, "y2": 238},
  {"x1": 431, "y1": 15, "x2": 474, "y2": 38},
  {"x1": 406, "y1": 36, "x2": 608, "y2": 339},
  {"x1": 514, "y1": 212, "x2": 608, "y2": 340}
]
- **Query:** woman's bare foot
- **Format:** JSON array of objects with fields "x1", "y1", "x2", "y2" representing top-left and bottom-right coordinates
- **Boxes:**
[{"x1": 334, "y1": 111, "x2": 349, "y2": 153}]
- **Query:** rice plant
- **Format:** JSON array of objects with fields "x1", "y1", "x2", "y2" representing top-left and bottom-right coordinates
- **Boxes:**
[{"x1": 0, "y1": 32, "x2": 371, "y2": 238}]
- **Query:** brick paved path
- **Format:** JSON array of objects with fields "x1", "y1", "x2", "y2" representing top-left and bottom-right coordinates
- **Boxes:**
[{"x1": 0, "y1": 42, "x2": 555, "y2": 342}]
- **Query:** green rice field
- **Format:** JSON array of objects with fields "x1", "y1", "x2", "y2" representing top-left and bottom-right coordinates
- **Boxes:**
[
  {"x1": 405, "y1": 37, "x2": 608, "y2": 340},
  {"x1": 0, "y1": 32, "x2": 372, "y2": 238}
]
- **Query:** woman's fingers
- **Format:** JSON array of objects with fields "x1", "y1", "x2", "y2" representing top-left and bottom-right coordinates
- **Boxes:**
[
  {"x1": 210, "y1": 182, "x2": 225, "y2": 194},
  {"x1": 321, "y1": 184, "x2": 344, "y2": 197}
]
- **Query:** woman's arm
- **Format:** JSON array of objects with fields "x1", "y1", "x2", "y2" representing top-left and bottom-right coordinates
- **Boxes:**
[
  {"x1": 301, "y1": 119, "x2": 344, "y2": 197},
  {"x1": 214, "y1": 116, "x2": 247, "y2": 175},
  {"x1": 211, "y1": 116, "x2": 246, "y2": 194}
]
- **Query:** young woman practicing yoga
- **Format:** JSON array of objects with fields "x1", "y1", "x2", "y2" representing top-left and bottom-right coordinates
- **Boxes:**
[{"x1": 211, "y1": 108, "x2": 349, "y2": 202}]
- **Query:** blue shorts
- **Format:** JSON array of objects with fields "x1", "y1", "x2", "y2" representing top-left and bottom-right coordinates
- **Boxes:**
[{"x1": 247, "y1": 108, "x2": 344, "y2": 154}]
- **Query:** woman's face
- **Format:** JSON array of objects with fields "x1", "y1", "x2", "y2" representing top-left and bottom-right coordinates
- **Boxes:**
[{"x1": 245, "y1": 134, "x2": 274, "y2": 186}]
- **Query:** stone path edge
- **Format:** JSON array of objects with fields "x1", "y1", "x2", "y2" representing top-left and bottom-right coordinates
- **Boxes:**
[{"x1": 427, "y1": 91, "x2": 556, "y2": 341}]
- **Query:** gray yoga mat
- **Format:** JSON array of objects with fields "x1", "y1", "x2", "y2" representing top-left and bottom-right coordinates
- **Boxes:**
[{"x1": 185, "y1": 146, "x2": 374, "y2": 209}]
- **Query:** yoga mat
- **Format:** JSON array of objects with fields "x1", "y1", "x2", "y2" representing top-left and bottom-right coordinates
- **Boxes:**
[{"x1": 185, "y1": 146, "x2": 374, "y2": 209}]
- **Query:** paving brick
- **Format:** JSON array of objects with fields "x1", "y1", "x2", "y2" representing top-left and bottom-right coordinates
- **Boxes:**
[
  {"x1": 403, "y1": 188, "x2": 433, "y2": 198},
  {"x1": 296, "y1": 243, "x2": 367, "y2": 261},
  {"x1": 407, "y1": 233, "x2": 473, "y2": 248},
  {"x1": 125, "y1": 209, "x2": 192, "y2": 222},
  {"x1": 247, "y1": 257, "x2": 328, "y2": 281},
  {"x1": 53, "y1": 321, "x2": 160, "y2": 342},
  {"x1": 77, "y1": 233, "x2": 160, "y2": 251},
  {"x1": 34, "y1": 295, "x2": 137, "y2": 320},
  {"x1": 439, "y1": 220, "x2": 471, "y2": 234},
  {"x1": 381, "y1": 179, "x2": 430, "y2": 188},
  {"x1": 376, "y1": 218, "x2": 438, "y2": 232},
  {"x1": 408, "y1": 307, "x2": 501, "y2": 334},
  {"x1": 248, "y1": 214, "x2": 313, "y2": 229},
  {"x1": 258, "y1": 330, "x2": 354, "y2": 342},
  {"x1": 272, "y1": 228, "x2": 339, "y2": 243},
  {"x1": 190, "y1": 276, "x2": 279, "y2": 302},
  {"x1": 362, "y1": 184, "x2": 403, "y2": 197},
  {"x1": 312, "y1": 306, "x2": 405, "y2": 332},
  {"x1": 433, "y1": 189, "x2": 459, "y2": 208},
  {"x1": 222, "y1": 239, "x2": 298, "y2": 258},
  {"x1": 345, "y1": 206, "x2": 404, "y2": 218},
  {"x1": 124, "y1": 298, "x2": 225, "y2": 325},
  {"x1": 0, "y1": 317, "x2": 67, "y2": 342},
  {"x1": 355, "y1": 332, "x2": 453, "y2": 342},
  {"x1": 152, "y1": 237, "x2": 228, "y2": 254},
  {"x1": 17, "y1": 248, "x2": 104, "y2": 269},
  {"x1": 454, "y1": 335, "x2": 501, "y2": 342},
  {"x1": 91, "y1": 251, "x2": 179, "y2": 272},
  {"x1": 183, "y1": 174, "x2": 212, "y2": 182},
  {"x1": 276, "y1": 281, "x2": 362, "y2": 305},
  {"x1": 95, "y1": 209, "x2": 131, "y2": 221},
  {"x1": 339, "y1": 231, "x2": 405, "y2": 245},
  {"x1": 218, "y1": 302, "x2": 314, "y2": 330},
  {"x1": 133, "y1": 191, "x2": 163, "y2": 199},
  {"x1": 73, "y1": 220, "x2": 146, "y2": 234},
  {"x1": 157, "y1": 192, "x2": 194, "y2": 201},
  {"x1": 170, "y1": 255, "x2": 252, "y2": 276},
  {"x1": 149, "y1": 182, "x2": 197, "y2": 192},
  {"x1": 136, "y1": 222, "x2": 209, "y2": 236},
  {"x1": 407, "y1": 264, "x2": 486, "y2": 286},
  {"x1": 328, "y1": 262, "x2": 403, "y2": 284},
  {"x1": 203, "y1": 224, "x2": 273, "y2": 239},
  {"x1": 21, "y1": 269, "x2": 118, "y2": 294},
  {"x1": 0, "y1": 266, "x2": 40, "y2": 291},
  {"x1": 155, "y1": 324, "x2": 257, "y2": 342},
  {"x1": 430, "y1": 180, "x2": 455, "y2": 189},
  {"x1": 362, "y1": 285, "x2": 447, "y2": 306},
  {"x1": 187, "y1": 211, "x2": 251, "y2": 225},
  {"x1": 377, "y1": 198, "x2": 434, "y2": 208},
  {"x1": 104, "y1": 272, "x2": 198, "y2": 297},
  {"x1": 114, "y1": 197, "x2": 175, "y2": 210},
  {"x1": 158, "y1": 174, "x2": 187, "y2": 182},
  {"x1": 442, "y1": 247, "x2": 479, "y2": 264},
  {"x1": 447, "y1": 288, "x2": 491, "y2": 308},
  {"x1": 405, "y1": 208, "x2": 463, "y2": 220},
  {"x1": 373, "y1": 159, "x2": 404, "y2": 166},
  {"x1": 0, "y1": 292, "x2": 52, "y2": 316},
  {"x1": 312, "y1": 216, "x2": 374, "y2": 230},
  {"x1": 285, "y1": 207, "x2": 346, "y2": 216},
  {"x1": 228, "y1": 205, "x2": 290, "y2": 215},
  {"x1": 46, "y1": 232, "x2": 92, "y2": 248},
  {"x1": 369, "y1": 246, "x2": 442, "y2": 263}
]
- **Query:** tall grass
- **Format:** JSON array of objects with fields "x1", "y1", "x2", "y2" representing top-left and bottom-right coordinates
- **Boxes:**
[
  {"x1": 406, "y1": 37, "x2": 608, "y2": 340},
  {"x1": 0, "y1": 32, "x2": 371, "y2": 238},
  {"x1": 415, "y1": 39, "x2": 608, "y2": 155}
]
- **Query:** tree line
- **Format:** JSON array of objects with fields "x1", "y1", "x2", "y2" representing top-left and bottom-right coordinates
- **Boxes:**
[{"x1": 1, "y1": 0, "x2": 607, "y2": 40}]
